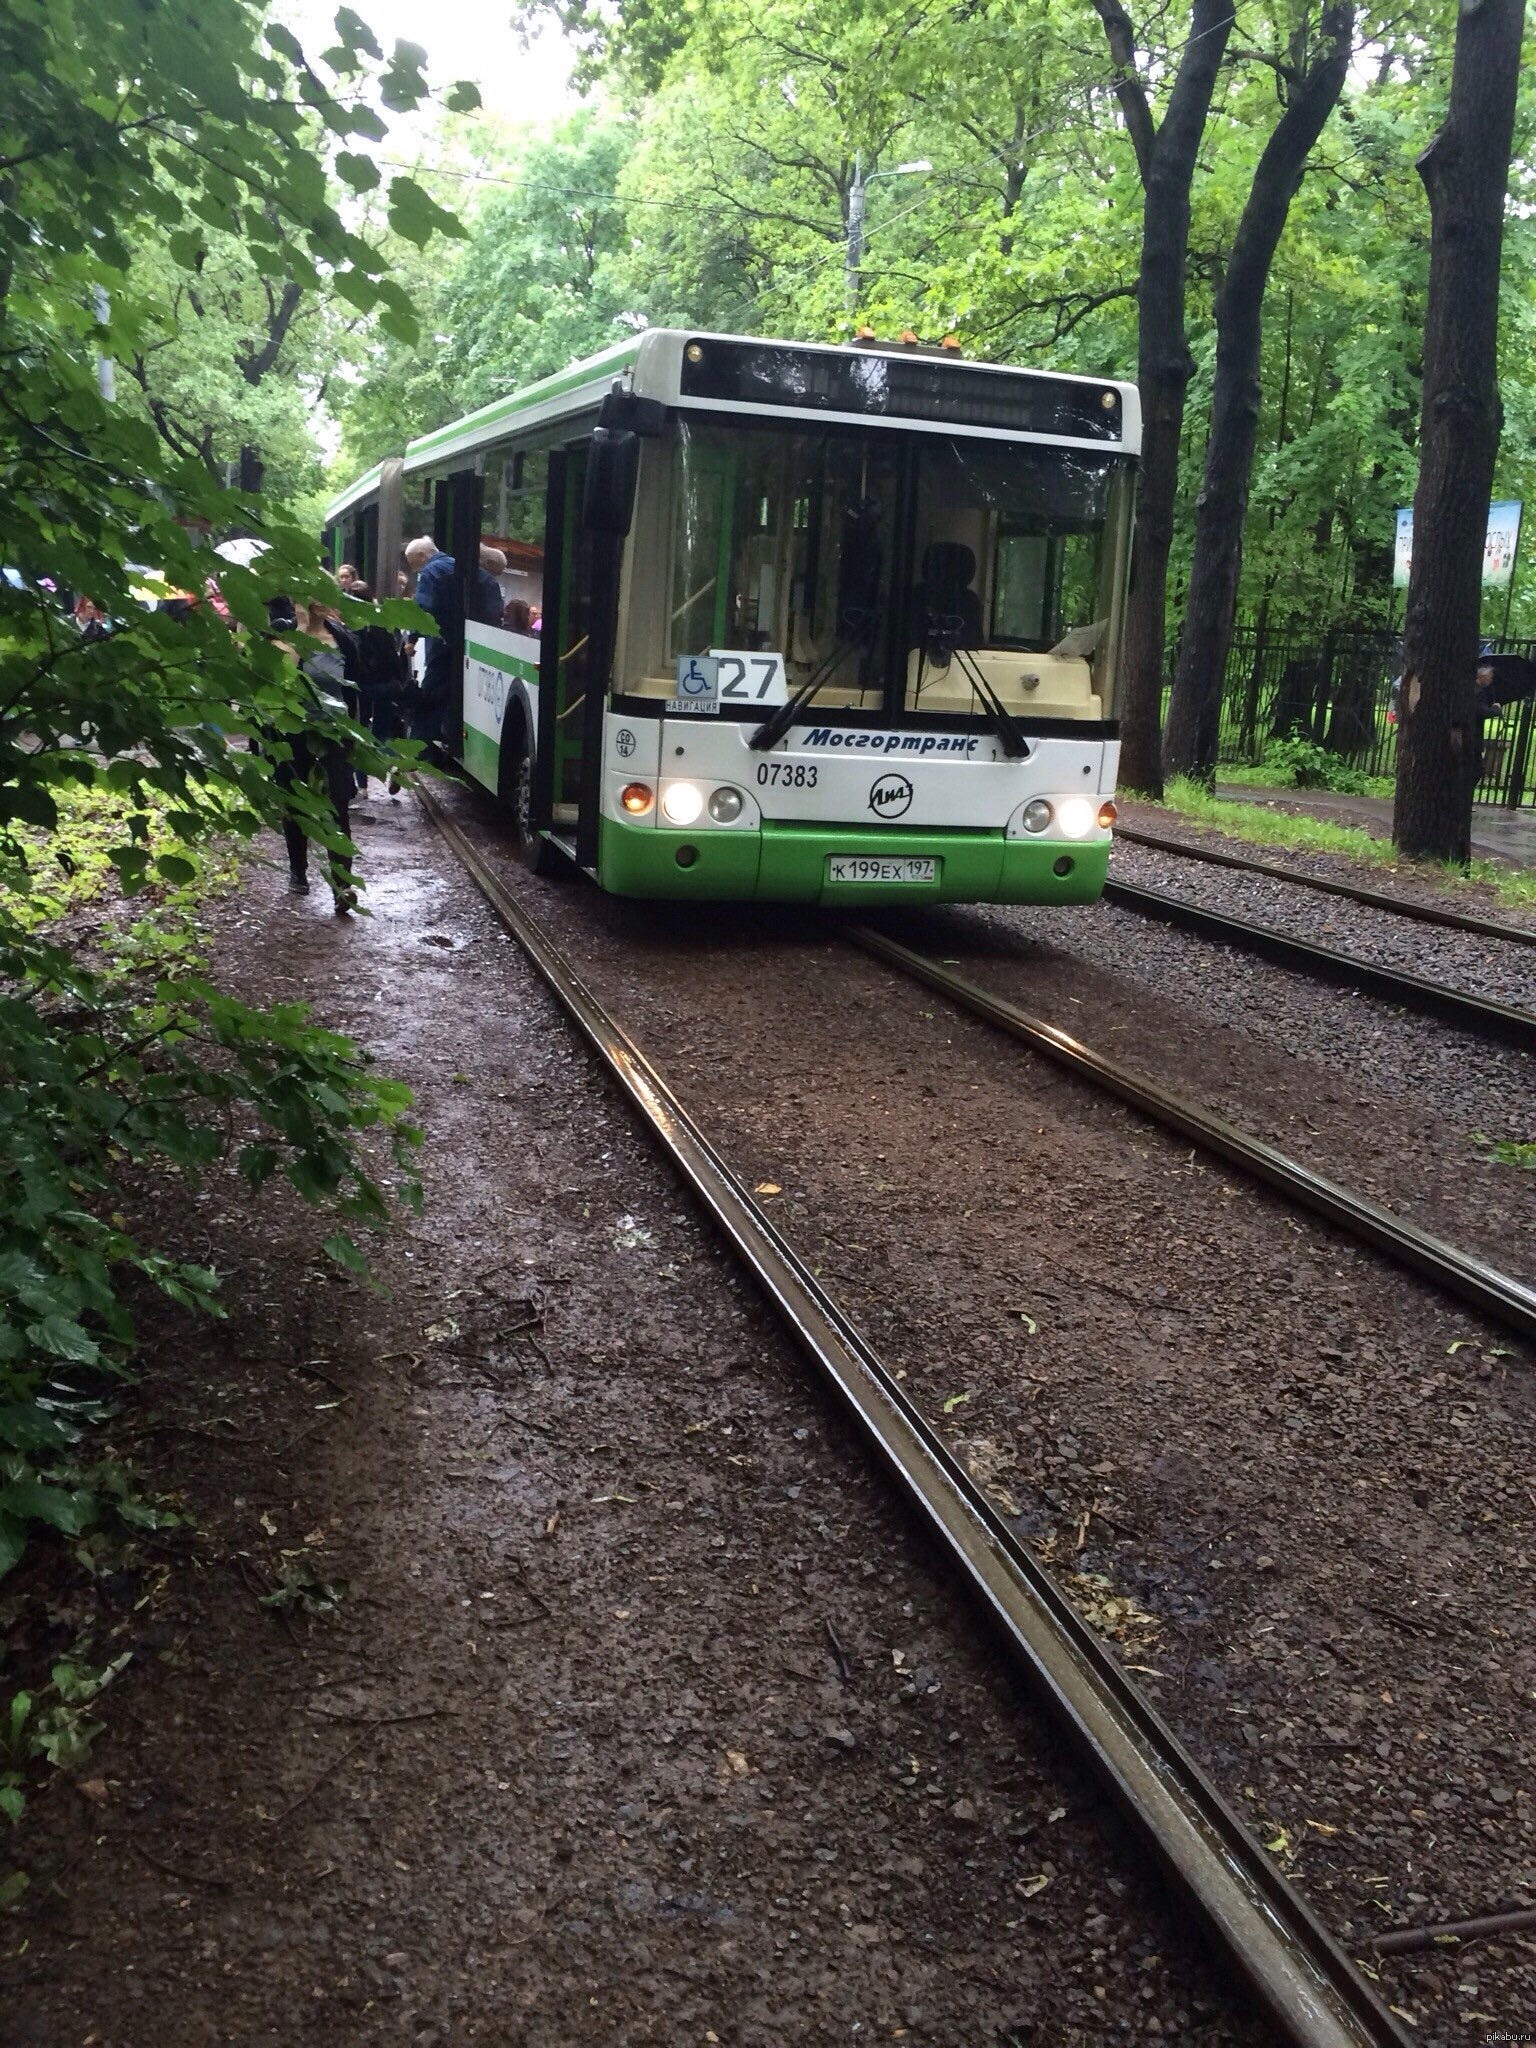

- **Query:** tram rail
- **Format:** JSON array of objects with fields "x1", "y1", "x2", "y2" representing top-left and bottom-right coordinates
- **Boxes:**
[
  {"x1": 418, "y1": 780, "x2": 1410, "y2": 2048},
  {"x1": 1116, "y1": 824, "x2": 1536, "y2": 951},
  {"x1": 846, "y1": 924, "x2": 1536, "y2": 1345},
  {"x1": 1098, "y1": 876, "x2": 1536, "y2": 1052}
]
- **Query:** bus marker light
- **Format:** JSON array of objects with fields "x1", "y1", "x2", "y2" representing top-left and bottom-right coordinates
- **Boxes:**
[
  {"x1": 1098, "y1": 800, "x2": 1118, "y2": 829},
  {"x1": 662, "y1": 781, "x2": 705, "y2": 825},
  {"x1": 621, "y1": 782, "x2": 654, "y2": 814},
  {"x1": 1021, "y1": 799, "x2": 1053, "y2": 834},
  {"x1": 708, "y1": 786, "x2": 744, "y2": 823},
  {"x1": 1057, "y1": 796, "x2": 1095, "y2": 839}
]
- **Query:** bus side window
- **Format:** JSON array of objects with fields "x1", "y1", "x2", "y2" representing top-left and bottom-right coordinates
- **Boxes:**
[
  {"x1": 483, "y1": 447, "x2": 548, "y2": 635},
  {"x1": 993, "y1": 533, "x2": 1049, "y2": 643}
]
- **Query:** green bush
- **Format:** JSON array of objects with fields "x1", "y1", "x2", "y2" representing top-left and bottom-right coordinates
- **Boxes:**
[{"x1": 1261, "y1": 736, "x2": 1375, "y2": 794}]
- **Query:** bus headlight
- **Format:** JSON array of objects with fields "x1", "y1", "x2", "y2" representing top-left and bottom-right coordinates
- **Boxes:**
[
  {"x1": 1021, "y1": 798, "x2": 1054, "y2": 834},
  {"x1": 620, "y1": 782, "x2": 654, "y2": 815},
  {"x1": 708, "y1": 786, "x2": 744, "y2": 823},
  {"x1": 661, "y1": 781, "x2": 704, "y2": 825},
  {"x1": 1057, "y1": 796, "x2": 1095, "y2": 839}
]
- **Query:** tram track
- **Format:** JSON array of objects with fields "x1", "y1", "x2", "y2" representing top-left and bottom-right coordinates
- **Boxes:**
[
  {"x1": 1098, "y1": 874, "x2": 1536, "y2": 1053},
  {"x1": 417, "y1": 781, "x2": 1411, "y2": 2048},
  {"x1": 1116, "y1": 824, "x2": 1536, "y2": 950},
  {"x1": 846, "y1": 923, "x2": 1536, "y2": 1346}
]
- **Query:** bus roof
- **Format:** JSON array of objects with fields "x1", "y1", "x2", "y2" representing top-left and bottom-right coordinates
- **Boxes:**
[
  {"x1": 323, "y1": 460, "x2": 382, "y2": 526},
  {"x1": 324, "y1": 329, "x2": 1140, "y2": 518}
]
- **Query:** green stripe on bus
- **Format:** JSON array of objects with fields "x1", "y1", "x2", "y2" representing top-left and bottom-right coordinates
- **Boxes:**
[
  {"x1": 323, "y1": 461, "x2": 382, "y2": 523},
  {"x1": 461, "y1": 723, "x2": 500, "y2": 792},
  {"x1": 406, "y1": 340, "x2": 644, "y2": 458},
  {"x1": 465, "y1": 640, "x2": 539, "y2": 682}
]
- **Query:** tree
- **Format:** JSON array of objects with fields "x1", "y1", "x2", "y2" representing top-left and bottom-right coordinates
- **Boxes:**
[
  {"x1": 1090, "y1": 0, "x2": 1239, "y2": 796},
  {"x1": 0, "y1": 0, "x2": 471, "y2": 1576},
  {"x1": 336, "y1": 111, "x2": 636, "y2": 466},
  {"x1": 1393, "y1": 0, "x2": 1526, "y2": 861},
  {"x1": 1161, "y1": 0, "x2": 1355, "y2": 781},
  {"x1": 116, "y1": 221, "x2": 338, "y2": 511}
]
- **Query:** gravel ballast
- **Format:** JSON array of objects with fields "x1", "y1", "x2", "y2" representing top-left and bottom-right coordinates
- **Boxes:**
[{"x1": 1110, "y1": 840, "x2": 1536, "y2": 1013}]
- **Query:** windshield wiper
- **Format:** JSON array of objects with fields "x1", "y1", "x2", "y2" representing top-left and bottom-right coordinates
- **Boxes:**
[
  {"x1": 952, "y1": 645, "x2": 1030, "y2": 760},
  {"x1": 749, "y1": 630, "x2": 870, "y2": 751}
]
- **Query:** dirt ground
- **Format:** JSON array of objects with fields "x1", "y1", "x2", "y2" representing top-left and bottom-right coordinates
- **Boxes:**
[{"x1": 1, "y1": 799, "x2": 1277, "y2": 2048}]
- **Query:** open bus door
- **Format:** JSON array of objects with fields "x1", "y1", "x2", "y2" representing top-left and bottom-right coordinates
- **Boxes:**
[{"x1": 531, "y1": 440, "x2": 605, "y2": 869}]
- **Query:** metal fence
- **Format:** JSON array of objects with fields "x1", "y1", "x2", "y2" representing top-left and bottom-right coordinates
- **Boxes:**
[{"x1": 1206, "y1": 623, "x2": 1536, "y2": 810}]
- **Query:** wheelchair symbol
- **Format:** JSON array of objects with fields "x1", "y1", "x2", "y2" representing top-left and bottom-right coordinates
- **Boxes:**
[{"x1": 676, "y1": 654, "x2": 719, "y2": 700}]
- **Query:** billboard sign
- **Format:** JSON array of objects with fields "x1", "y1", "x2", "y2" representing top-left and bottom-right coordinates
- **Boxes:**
[{"x1": 1394, "y1": 500, "x2": 1523, "y2": 589}]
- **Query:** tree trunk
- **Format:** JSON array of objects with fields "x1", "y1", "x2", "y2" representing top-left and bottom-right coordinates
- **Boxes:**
[
  {"x1": 1091, "y1": 0, "x2": 1236, "y2": 797},
  {"x1": 1163, "y1": 0, "x2": 1353, "y2": 783},
  {"x1": 238, "y1": 443, "x2": 264, "y2": 495},
  {"x1": 1393, "y1": 0, "x2": 1524, "y2": 864}
]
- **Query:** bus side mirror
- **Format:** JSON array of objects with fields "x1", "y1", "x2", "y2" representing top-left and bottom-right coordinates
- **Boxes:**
[
  {"x1": 583, "y1": 427, "x2": 640, "y2": 536},
  {"x1": 598, "y1": 383, "x2": 666, "y2": 436}
]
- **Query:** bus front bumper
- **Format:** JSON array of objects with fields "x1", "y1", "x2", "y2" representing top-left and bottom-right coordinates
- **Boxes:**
[{"x1": 597, "y1": 816, "x2": 1110, "y2": 905}]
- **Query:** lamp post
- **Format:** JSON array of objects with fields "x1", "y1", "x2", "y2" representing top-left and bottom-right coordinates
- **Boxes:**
[{"x1": 845, "y1": 157, "x2": 932, "y2": 310}]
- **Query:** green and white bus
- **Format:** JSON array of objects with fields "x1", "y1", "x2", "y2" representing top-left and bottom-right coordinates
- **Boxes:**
[{"x1": 323, "y1": 329, "x2": 1139, "y2": 903}]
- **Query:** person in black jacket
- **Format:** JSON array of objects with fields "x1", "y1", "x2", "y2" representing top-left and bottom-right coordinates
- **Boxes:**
[
  {"x1": 274, "y1": 600, "x2": 359, "y2": 912},
  {"x1": 334, "y1": 581, "x2": 406, "y2": 798}
]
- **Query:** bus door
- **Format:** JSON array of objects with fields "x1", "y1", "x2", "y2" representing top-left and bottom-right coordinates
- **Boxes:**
[
  {"x1": 536, "y1": 441, "x2": 604, "y2": 865},
  {"x1": 444, "y1": 468, "x2": 482, "y2": 760}
]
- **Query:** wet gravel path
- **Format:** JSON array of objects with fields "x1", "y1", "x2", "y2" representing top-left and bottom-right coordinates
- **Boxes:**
[
  {"x1": 1110, "y1": 841, "x2": 1536, "y2": 1014},
  {"x1": 4, "y1": 799, "x2": 1272, "y2": 2048},
  {"x1": 436, "y1": 786, "x2": 1536, "y2": 2047}
]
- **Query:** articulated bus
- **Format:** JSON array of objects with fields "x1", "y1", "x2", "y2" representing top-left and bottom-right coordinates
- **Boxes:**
[{"x1": 323, "y1": 330, "x2": 1140, "y2": 904}]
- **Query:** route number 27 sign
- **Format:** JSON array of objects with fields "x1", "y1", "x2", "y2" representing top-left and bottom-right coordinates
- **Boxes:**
[{"x1": 672, "y1": 651, "x2": 788, "y2": 712}]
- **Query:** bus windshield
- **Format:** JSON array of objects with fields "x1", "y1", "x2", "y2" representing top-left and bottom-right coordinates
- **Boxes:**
[{"x1": 664, "y1": 416, "x2": 1130, "y2": 715}]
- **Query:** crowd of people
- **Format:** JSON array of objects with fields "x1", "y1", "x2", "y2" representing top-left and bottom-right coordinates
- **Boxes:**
[
  {"x1": 281, "y1": 534, "x2": 534, "y2": 910},
  {"x1": 62, "y1": 534, "x2": 539, "y2": 914}
]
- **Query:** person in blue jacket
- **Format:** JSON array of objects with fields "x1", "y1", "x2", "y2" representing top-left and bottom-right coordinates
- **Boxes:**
[{"x1": 404, "y1": 536, "x2": 458, "y2": 743}]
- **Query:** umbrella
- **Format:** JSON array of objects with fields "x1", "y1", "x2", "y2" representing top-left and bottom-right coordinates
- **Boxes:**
[{"x1": 214, "y1": 537, "x2": 269, "y2": 568}]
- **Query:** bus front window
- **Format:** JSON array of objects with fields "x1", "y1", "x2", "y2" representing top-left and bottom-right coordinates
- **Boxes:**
[
  {"x1": 667, "y1": 420, "x2": 901, "y2": 705},
  {"x1": 907, "y1": 439, "x2": 1131, "y2": 717},
  {"x1": 660, "y1": 419, "x2": 1131, "y2": 718}
]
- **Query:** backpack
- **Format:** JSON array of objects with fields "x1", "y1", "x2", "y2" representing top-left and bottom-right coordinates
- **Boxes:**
[{"x1": 353, "y1": 623, "x2": 404, "y2": 692}]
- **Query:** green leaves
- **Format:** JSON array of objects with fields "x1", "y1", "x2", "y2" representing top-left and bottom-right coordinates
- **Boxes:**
[
  {"x1": 333, "y1": 8, "x2": 384, "y2": 62},
  {"x1": 335, "y1": 151, "x2": 381, "y2": 193},
  {"x1": 23, "y1": 1317, "x2": 101, "y2": 1366},
  {"x1": 387, "y1": 175, "x2": 466, "y2": 249},
  {"x1": 0, "y1": 1481, "x2": 97, "y2": 1538}
]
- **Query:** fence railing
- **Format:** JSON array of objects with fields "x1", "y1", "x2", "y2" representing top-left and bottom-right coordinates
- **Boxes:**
[{"x1": 1203, "y1": 624, "x2": 1536, "y2": 810}]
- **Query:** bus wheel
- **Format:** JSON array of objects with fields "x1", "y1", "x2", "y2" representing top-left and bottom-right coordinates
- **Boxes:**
[{"x1": 512, "y1": 742, "x2": 562, "y2": 877}]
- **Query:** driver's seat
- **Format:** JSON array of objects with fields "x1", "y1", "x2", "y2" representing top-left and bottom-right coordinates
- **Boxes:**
[{"x1": 914, "y1": 541, "x2": 983, "y2": 654}]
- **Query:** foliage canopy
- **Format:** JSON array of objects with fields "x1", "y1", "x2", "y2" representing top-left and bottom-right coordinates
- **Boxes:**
[{"x1": 0, "y1": 0, "x2": 472, "y2": 1577}]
